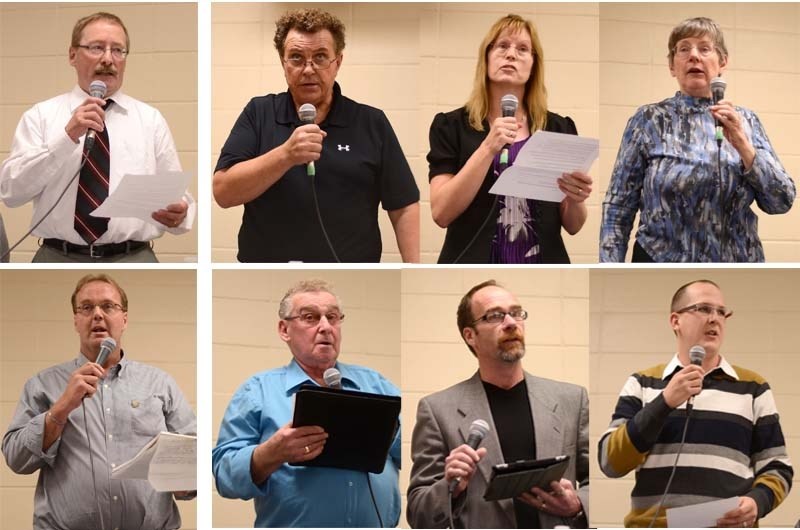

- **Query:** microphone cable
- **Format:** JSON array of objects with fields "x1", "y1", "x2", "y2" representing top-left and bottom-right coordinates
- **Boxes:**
[
  {"x1": 310, "y1": 173, "x2": 341, "y2": 263},
  {"x1": 365, "y1": 472, "x2": 384, "y2": 528},
  {"x1": 448, "y1": 488, "x2": 456, "y2": 529},
  {"x1": 647, "y1": 404, "x2": 694, "y2": 528}
]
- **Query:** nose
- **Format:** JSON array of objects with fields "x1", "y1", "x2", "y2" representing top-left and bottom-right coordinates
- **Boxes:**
[
  {"x1": 301, "y1": 60, "x2": 316, "y2": 74},
  {"x1": 317, "y1": 314, "x2": 333, "y2": 330},
  {"x1": 501, "y1": 313, "x2": 518, "y2": 329}
]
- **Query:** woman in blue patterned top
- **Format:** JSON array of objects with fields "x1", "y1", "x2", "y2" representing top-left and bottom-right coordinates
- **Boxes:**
[
  {"x1": 601, "y1": 17, "x2": 795, "y2": 262},
  {"x1": 427, "y1": 14, "x2": 594, "y2": 263}
]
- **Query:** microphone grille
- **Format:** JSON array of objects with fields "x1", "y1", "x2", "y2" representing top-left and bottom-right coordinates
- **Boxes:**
[
  {"x1": 710, "y1": 76, "x2": 727, "y2": 91},
  {"x1": 469, "y1": 419, "x2": 490, "y2": 439},
  {"x1": 89, "y1": 80, "x2": 107, "y2": 99},
  {"x1": 101, "y1": 337, "x2": 117, "y2": 351},
  {"x1": 689, "y1": 345, "x2": 706, "y2": 366},
  {"x1": 323, "y1": 367, "x2": 342, "y2": 388},
  {"x1": 298, "y1": 103, "x2": 316, "y2": 124},
  {"x1": 500, "y1": 94, "x2": 518, "y2": 113}
]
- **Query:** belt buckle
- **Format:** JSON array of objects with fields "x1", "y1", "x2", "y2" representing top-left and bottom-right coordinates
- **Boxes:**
[{"x1": 88, "y1": 243, "x2": 103, "y2": 259}]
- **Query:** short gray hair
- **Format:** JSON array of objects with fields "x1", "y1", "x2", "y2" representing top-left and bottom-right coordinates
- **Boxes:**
[
  {"x1": 278, "y1": 279, "x2": 342, "y2": 319},
  {"x1": 667, "y1": 17, "x2": 728, "y2": 65}
]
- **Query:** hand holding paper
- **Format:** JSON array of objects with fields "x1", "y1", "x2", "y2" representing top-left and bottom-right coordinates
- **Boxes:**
[
  {"x1": 489, "y1": 131, "x2": 599, "y2": 203},
  {"x1": 90, "y1": 170, "x2": 191, "y2": 225}
]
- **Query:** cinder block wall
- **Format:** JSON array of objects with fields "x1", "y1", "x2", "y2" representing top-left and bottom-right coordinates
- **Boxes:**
[
  {"x1": 401, "y1": 268, "x2": 590, "y2": 527},
  {"x1": 0, "y1": 2, "x2": 198, "y2": 262},
  {"x1": 0, "y1": 270, "x2": 197, "y2": 530},
  {"x1": 211, "y1": 269, "x2": 401, "y2": 527},
  {"x1": 599, "y1": 3, "x2": 800, "y2": 261},
  {"x1": 590, "y1": 269, "x2": 800, "y2": 527},
  {"x1": 211, "y1": 3, "x2": 599, "y2": 263}
]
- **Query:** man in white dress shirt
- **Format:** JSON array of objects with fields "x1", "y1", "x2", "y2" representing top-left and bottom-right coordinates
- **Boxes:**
[{"x1": 0, "y1": 12, "x2": 195, "y2": 262}]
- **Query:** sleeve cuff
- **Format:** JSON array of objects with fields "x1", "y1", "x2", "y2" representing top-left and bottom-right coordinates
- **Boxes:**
[{"x1": 23, "y1": 413, "x2": 59, "y2": 467}]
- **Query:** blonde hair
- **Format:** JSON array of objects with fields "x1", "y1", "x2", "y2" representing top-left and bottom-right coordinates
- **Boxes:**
[{"x1": 465, "y1": 14, "x2": 547, "y2": 132}]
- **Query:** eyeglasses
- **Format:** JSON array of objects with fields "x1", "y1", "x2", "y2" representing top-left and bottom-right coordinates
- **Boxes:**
[
  {"x1": 74, "y1": 302, "x2": 125, "y2": 316},
  {"x1": 673, "y1": 42, "x2": 716, "y2": 59},
  {"x1": 76, "y1": 44, "x2": 128, "y2": 60},
  {"x1": 471, "y1": 309, "x2": 528, "y2": 325},
  {"x1": 282, "y1": 53, "x2": 337, "y2": 70},
  {"x1": 675, "y1": 303, "x2": 733, "y2": 319},
  {"x1": 284, "y1": 311, "x2": 345, "y2": 326},
  {"x1": 490, "y1": 41, "x2": 532, "y2": 58}
]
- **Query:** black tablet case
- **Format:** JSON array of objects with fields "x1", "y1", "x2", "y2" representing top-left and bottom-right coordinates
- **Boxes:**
[
  {"x1": 290, "y1": 385, "x2": 400, "y2": 474},
  {"x1": 483, "y1": 455, "x2": 570, "y2": 501}
]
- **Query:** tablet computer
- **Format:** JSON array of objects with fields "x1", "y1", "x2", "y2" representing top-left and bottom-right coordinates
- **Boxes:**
[{"x1": 483, "y1": 455, "x2": 570, "y2": 501}]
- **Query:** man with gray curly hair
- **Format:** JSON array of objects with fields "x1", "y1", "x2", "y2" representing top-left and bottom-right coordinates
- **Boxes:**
[
  {"x1": 213, "y1": 8, "x2": 420, "y2": 263},
  {"x1": 212, "y1": 278, "x2": 402, "y2": 526}
]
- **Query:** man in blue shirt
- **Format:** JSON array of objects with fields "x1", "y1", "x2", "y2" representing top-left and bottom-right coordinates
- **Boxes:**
[{"x1": 212, "y1": 279, "x2": 401, "y2": 527}]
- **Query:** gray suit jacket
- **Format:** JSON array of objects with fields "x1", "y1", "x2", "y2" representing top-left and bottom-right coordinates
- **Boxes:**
[{"x1": 407, "y1": 371, "x2": 589, "y2": 529}]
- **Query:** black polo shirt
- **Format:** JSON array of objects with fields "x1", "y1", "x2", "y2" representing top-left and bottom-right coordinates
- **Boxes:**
[
  {"x1": 216, "y1": 82, "x2": 419, "y2": 262},
  {"x1": 427, "y1": 107, "x2": 577, "y2": 264}
]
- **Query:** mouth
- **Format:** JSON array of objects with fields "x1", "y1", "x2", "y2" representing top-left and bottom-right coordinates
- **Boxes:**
[
  {"x1": 687, "y1": 67, "x2": 705, "y2": 75},
  {"x1": 91, "y1": 325, "x2": 108, "y2": 335},
  {"x1": 500, "y1": 64, "x2": 517, "y2": 72},
  {"x1": 705, "y1": 329, "x2": 719, "y2": 338}
]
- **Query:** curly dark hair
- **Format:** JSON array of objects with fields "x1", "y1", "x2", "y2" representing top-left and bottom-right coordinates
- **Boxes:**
[{"x1": 273, "y1": 9, "x2": 346, "y2": 57}]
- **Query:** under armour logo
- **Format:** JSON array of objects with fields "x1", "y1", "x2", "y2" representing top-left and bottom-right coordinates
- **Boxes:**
[{"x1": 338, "y1": 144, "x2": 350, "y2": 152}]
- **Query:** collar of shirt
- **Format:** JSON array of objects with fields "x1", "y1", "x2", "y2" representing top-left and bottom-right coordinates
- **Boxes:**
[
  {"x1": 76, "y1": 348, "x2": 130, "y2": 379},
  {"x1": 662, "y1": 352, "x2": 739, "y2": 380},
  {"x1": 284, "y1": 357, "x2": 359, "y2": 395},
  {"x1": 278, "y1": 82, "x2": 350, "y2": 128},
  {"x1": 68, "y1": 84, "x2": 131, "y2": 114},
  {"x1": 673, "y1": 91, "x2": 714, "y2": 113}
]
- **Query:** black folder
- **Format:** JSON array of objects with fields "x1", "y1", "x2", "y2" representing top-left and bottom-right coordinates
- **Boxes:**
[
  {"x1": 483, "y1": 455, "x2": 570, "y2": 501},
  {"x1": 290, "y1": 385, "x2": 400, "y2": 474}
]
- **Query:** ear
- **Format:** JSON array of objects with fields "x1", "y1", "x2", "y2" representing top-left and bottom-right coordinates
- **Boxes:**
[
  {"x1": 69, "y1": 47, "x2": 77, "y2": 67},
  {"x1": 278, "y1": 320, "x2": 290, "y2": 343},
  {"x1": 462, "y1": 327, "x2": 476, "y2": 350},
  {"x1": 717, "y1": 55, "x2": 728, "y2": 76},
  {"x1": 121, "y1": 310, "x2": 128, "y2": 333},
  {"x1": 332, "y1": 53, "x2": 343, "y2": 75},
  {"x1": 73, "y1": 312, "x2": 80, "y2": 333},
  {"x1": 668, "y1": 58, "x2": 677, "y2": 79},
  {"x1": 669, "y1": 312, "x2": 680, "y2": 334}
]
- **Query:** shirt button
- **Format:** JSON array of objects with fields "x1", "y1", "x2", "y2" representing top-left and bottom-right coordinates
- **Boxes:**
[
  {"x1": 111, "y1": 463, "x2": 116, "y2": 468},
  {"x1": 104, "y1": 384, "x2": 109, "y2": 389},
  {"x1": 113, "y1": 495, "x2": 118, "y2": 501},
  {"x1": 348, "y1": 481, "x2": 353, "y2": 487},
  {"x1": 108, "y1": 434, "x2": 113, "y2": 440},
  {"x1": 106, "y1": 408, "x2": 111, "y2": 413}
]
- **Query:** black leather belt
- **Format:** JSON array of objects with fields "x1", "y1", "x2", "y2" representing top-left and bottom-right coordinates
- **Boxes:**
[{"x1": 43, "y1": 238, "x2": 148, "y2": 259}]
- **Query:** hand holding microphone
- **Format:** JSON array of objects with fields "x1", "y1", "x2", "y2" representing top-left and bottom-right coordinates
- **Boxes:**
[
  {"x1": 446, "y1": 419, "x2": 490, "y2": 497},
  {"x1": 50, "y1": 338, "x2": 116, "y2": 418},
  {"x1": 65, "y1": 80, "x2": 107, "y2": 145},
  {"x1": 286, "y1": 103, "x2": 326, "y2": 176},
  {"x1": 497, "y1": 94, "x2": 519, "y2": 165},
  {"x1": 662, "y1": 345, "x2": 705, "y2": 409}
]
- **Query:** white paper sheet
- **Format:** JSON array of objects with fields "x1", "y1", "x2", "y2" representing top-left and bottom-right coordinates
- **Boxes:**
[
  {"x1": 90, "y1": 171, "x2": 191, "y2": 224},
  {"x1": 665, "y1": 497, "x2": 739, "y2": 528},
  {"x1": 111, "y1": 432, "x2": 196, "y2": 492},
  {"x1": 488, "y1": 131, "x2": 599, "y2": 202}
]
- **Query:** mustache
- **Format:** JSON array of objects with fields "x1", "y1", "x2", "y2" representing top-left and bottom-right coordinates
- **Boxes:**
[
  {"x1": 500, "y1": 332, "x2": 524, "y2": 342},
  {"x1": 94, "y1": 66, "x2": 117, "y2": 76}
]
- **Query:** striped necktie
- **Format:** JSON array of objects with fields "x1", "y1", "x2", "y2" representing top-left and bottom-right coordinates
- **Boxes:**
[{"x1": 74, "y1": 101, "x2": 113, "y2": 244}]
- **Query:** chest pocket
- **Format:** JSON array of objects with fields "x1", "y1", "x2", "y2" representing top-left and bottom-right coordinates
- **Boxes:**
[{"x1": 130, "y1": 395, "x2": 167, "y2": 436}]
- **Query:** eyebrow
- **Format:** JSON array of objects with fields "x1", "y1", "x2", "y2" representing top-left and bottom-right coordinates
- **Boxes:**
[{"x1": 296, "y1": 305, "x2": 341, "y2": 312}]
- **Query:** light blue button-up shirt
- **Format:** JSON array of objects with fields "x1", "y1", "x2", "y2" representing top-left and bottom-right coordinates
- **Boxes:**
[{"x1": 212, "y1": 359, "x2": 401, "y2": 527}]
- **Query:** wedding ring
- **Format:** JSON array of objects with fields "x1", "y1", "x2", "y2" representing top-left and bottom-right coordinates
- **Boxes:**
[{"x1": 304, "y1": 445, "x2": 310, "y2": 455}]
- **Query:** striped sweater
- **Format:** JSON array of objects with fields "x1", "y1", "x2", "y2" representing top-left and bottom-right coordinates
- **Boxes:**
[{"x1": 598, "y1": 355, "x2": 793, "y2": 527}]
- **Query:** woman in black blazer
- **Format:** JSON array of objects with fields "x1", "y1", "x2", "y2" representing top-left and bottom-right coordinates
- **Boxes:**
[{"x1": 428, "y1": 14, "x2": 593, "y2": 263}]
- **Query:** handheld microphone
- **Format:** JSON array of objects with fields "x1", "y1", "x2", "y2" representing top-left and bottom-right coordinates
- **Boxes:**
[
  {"x1": 95, "y1": 337, "x2": 117, "y2": 368},
  {"x1": 686, "y1": 345, "x2": 706, "y2": 410},
  {"x1": 499, "y1": 94, "x2": 518, "y2": 165},
  {"x1": 85, "y1": 80, "x2": 107, "y2": 151},
  {"x1": 323, "y1": 367, "x2": 342, "y2": 389},
  {"x1": 298, "y1": 103, "x2": 317, "y2": 176},
  {"x1": 448, "y1": 419, "x2": 490, "y2": 493},
  {"x1": 710, "y1": 77, "x2": 726, "y2": 146}
]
